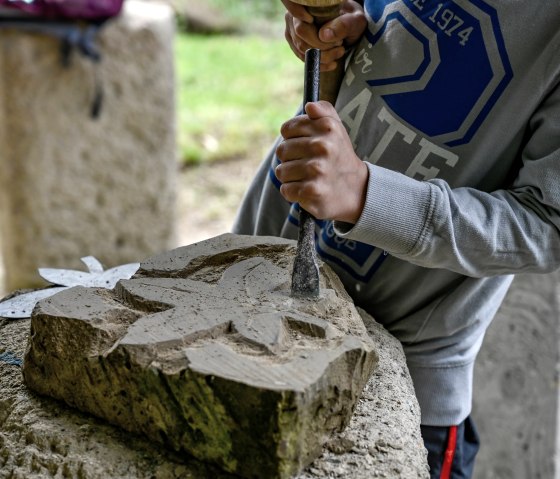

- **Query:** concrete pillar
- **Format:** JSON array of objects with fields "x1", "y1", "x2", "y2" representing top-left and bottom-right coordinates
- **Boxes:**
[
  {"x1": 0, "y1": 0, "x2": 177, "y2": 291},
  {"x1": 473, "y1": 270, "x2": 560, "y2": 478}
]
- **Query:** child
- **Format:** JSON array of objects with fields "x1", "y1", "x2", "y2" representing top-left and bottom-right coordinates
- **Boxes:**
[{"x1": 233, "y1": 1, "x2": 560, "y2": 476}]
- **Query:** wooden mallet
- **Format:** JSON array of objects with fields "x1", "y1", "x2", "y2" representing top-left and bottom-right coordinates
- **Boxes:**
[{"x1": 290, "y1": 0, "x2": 345, "y2": 105}]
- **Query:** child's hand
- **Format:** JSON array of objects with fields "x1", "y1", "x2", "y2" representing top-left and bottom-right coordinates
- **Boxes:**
[
  {"x1": 281, "y1": 0, "x2": 367, "y2": 72},
  {"x1": 275, "y1": 101, "x2": 368, "y2": 224}
]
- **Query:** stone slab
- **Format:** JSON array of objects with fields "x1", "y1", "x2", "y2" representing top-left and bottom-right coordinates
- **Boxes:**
[
  {"x1": 22, "y1": 234, "x2": 384, "y2": 478},
  {"x1": 0, "y1": 304, "x2": 428, "y2": 478},
  {"x1": 0, "y1": 0, "x2": 177, "y2": 291}
]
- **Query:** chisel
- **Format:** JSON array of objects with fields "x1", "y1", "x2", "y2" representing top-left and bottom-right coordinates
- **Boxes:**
[
  {"x1": 289, "y1": 0, "x2": 346, "y2": 298},
  {"x1": 291, "y1": 48, "x2": 321, "y2": 298}
]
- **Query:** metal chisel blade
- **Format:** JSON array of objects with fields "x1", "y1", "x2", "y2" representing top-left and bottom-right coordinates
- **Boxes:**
[{"x1": 291, "y1": 48, "x2": 321, "y2": 299}]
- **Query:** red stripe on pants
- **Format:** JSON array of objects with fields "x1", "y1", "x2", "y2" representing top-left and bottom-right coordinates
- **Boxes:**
[{"x1": 440, "y1": 425, "x2": 458, "y2": 479}]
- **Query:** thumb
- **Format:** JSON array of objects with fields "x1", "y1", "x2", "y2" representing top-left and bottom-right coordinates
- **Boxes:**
[
  {"x1": 305, "y1": 100, "x2": 337, "y2": 119},
  {"x1": 318, "y1": 8, "x2": 367, "y2": 45}
]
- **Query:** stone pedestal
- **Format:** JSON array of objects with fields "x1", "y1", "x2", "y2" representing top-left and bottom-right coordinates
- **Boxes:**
[
  {"x1": 473, "y1": 271, "x2": 560, "y2": 478},
  {"x1": 0, "y1": 0, "x2": 177, "y2": 291},
  {"x1": 0, "y1": 235, "x2": 429, "y2": 479},
  {"x1": 15, "y1": 234, "x2": 429, "y2": 478}
]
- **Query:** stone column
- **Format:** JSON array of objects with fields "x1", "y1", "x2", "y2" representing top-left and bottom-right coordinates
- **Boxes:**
[
  {"x1": 473, "y1": 270, "x2": 560, "y2": 478},
  {"x1": 0, "y1": 0, "x2": 177, "y2": 291}
]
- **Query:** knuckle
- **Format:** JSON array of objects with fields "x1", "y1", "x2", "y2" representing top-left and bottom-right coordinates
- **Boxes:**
[
  {"x1": 284, "y1": 28, "x2": 291, "y2": 44},
  {"x1": 295, "y1": 39, "x2": 306, "y2": 54},
  {"x1": 276, "y1": 141, "x2": 286, "y2": 158},
  {"x1": 293, "y1": 20, "x2": 307, "y2": 38},
  {"x1": 309, "y1": 137, "x2": 329, "y2": 156},
  {"x1": 333, "y1": 45, "x2": 346, "y2": 59},
  {"x1": 280, "y1": 120, "x2": 294, "y2": 138},
  {"x1": 274, "y1": 163, "x2": 283, "y2": 181},
  {"x1": 302, "y1": 182, "x2": 322, "y2": 202},
  {"x1": 317, "y1": 116, "x2": 336, "y2": 133},
  {"x1": 280, "y1": 183, "x2": 293, "y2": 201},
  {"x1": 320, "y1": 49, "x2": 336, "y2": 64},
  {"x1": 306, "y1": 159, "x2": 325, "y2": 178}
]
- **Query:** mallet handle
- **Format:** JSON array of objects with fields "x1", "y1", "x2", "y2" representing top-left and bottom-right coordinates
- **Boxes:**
[{"x1": 294, "y1": 1, "x2": 345, "y2": 104}]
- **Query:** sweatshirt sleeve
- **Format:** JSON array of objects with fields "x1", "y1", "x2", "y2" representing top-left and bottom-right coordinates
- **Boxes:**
[{"x1": 333, "y1": 84, "x2": 560, "y2": 278}]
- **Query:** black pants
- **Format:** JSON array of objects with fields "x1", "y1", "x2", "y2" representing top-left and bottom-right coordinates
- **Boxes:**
[{"x1": 421, "y1": 416, "x2": 480, "y2": 479}]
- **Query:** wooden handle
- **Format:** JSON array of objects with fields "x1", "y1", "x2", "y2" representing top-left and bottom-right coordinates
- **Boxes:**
[{"x1": 290, "y1": 0, "x2": 345, "y2": 104}]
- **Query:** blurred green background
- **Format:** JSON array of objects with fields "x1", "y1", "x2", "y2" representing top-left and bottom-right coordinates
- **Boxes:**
[{"x1": 176, "y1": 0, "x2": 302, "y2": 166}]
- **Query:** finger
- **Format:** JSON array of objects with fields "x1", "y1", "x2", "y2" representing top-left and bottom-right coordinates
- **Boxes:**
[
  {"x1": 280, "y1": 103, "x2": 339, "y2": 139},
  {"x1": 318, "y1": 5, "x2": 367, "y2": 45},
  {"x1": 285, "y1": 13, "x2": 307, "y2": 60},
  {"x1": 281, "y1": 0, "x2": 314, "y2": 23},
  {"x1": 276, "y1": 137, "x2": 322, "y2": 164},
  {"x1": 340, "y1": 0, "x2": 366, "y2": 16},
  {"x1": 287, "y1": 13, "x2": 333, "y2": 58},
  {"x1": 316, "y1": 45, "x2": 346, "y2": 67},
  {"x1": 321, "y1": 60, "x2": 341, "y2": 72},
  {"x1": 304, "y1": 101, "x2": 339, "y2": 121},
  {"x1": 286, "y1": 36, "x2": 306, "y2": 62},
  {"x1": 275, "y1": 157, "x2": 307, "y2": 184},
  {"x1": 280, "y1": 180, "x2": 324, "y2": 215},
  {"x1": 276, "y1": 157, "x2": 327, "y2": 195},
  {"x1": 293, "y1": 17, "x2": 341, "y2": 50},
  {"x1": 280, "y1": 115, "x2": 315, "y2": 140},
  {"x1": 279, "y1": 181, "x2": 304, "y2": 204}
]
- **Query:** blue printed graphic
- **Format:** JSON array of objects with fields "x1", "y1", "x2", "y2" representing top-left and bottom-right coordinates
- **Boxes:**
[
  {"x1": 287, "y1": 204, "x2": 388, "y2": 282},
  {"x1": 366, "y1": 11, "x2": 432, "y2": 87},
  {"x1": 316, "y1": 222, "x2": 389, "y2": 282},
  {"x1": 363, "y1": 0, "x2": 513, "y2": 146}
]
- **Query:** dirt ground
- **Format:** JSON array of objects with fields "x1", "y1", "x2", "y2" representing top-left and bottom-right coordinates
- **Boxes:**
[{"x1": 176, "y1": 152, "x2": 264, "y2": 247}]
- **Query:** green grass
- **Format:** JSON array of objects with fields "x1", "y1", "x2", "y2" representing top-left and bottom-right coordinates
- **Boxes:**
[
  {"x1": 206, "y1": 0, "x2": 286, "y2": 20},
  {"x1": 176, "y1": 33, "x2": 303, "y2": 166},
  {"x1": 204, "y1": 0, "x2": 286, "y2": 32},
  {"x1": 207, "y1": 0, "x2": 285, "y2": 23}
]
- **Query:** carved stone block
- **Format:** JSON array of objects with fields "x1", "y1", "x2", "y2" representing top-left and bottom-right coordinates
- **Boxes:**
[{"x1": 23, "y1": 234, "x2": 378, "y2": 479}]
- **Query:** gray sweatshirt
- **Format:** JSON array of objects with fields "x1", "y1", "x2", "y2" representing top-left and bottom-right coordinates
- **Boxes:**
[{"x1": 233, "y1": 0, "x2": 560, "y2": 426}]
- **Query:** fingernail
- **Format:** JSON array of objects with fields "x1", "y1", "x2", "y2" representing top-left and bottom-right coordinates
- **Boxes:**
[{"x1": 321, "y1": 28, "x2": 335, "y2": 42}]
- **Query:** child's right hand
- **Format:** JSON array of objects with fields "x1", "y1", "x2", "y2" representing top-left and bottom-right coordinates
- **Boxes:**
[{"x1": 281, "y1": 0, "x2": 367, "y2": 72}]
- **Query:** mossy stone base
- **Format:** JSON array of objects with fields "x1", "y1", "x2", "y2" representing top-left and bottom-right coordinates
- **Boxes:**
[{"x1": 23, "y1": 234, "x2": 378, "y2": 479}]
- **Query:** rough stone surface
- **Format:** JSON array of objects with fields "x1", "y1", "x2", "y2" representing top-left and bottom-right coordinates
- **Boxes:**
[
  {"x1": 0, "y1": 303, "x2": 428, "y2": 478},
  {"x1": 3, "y1": 234, "x2": 429, "y2": 478},
  {"x1": 22, "y1": 234, "x2": 380, "y2": 478},
  {"x1": 472, "y1": 270, "x2": 560, "y2": 478},
  {"x1": 0, "y1": 0, "x2": 177, "y2": 291}
]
